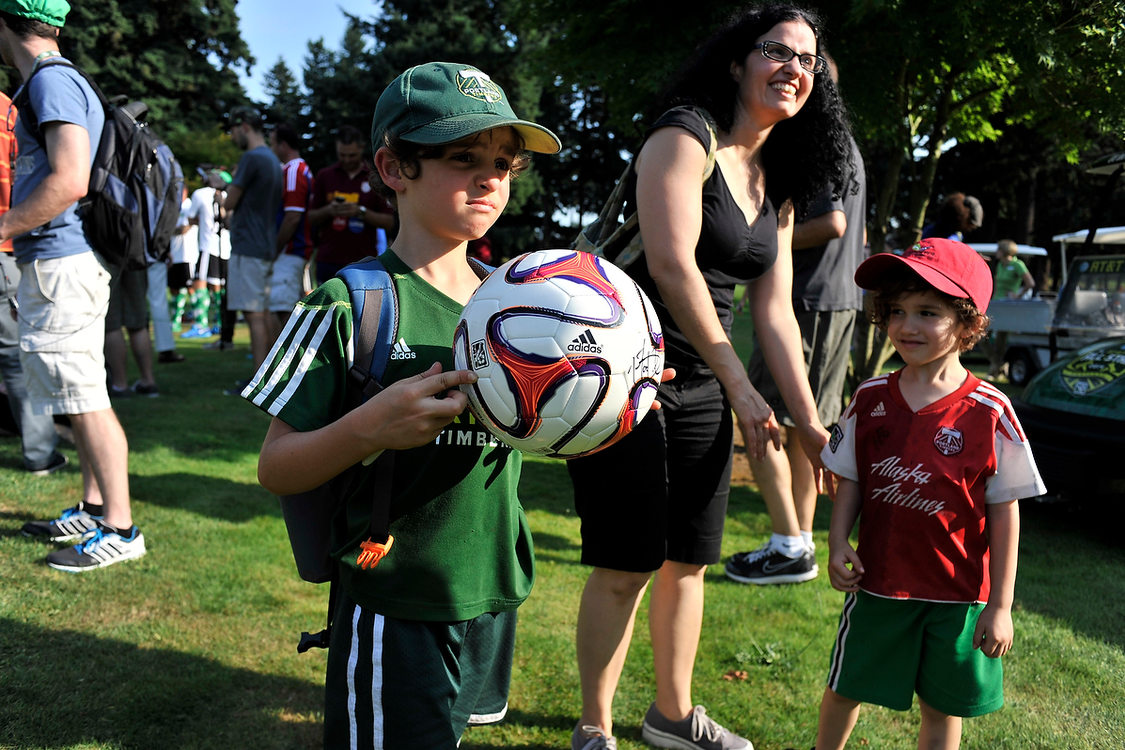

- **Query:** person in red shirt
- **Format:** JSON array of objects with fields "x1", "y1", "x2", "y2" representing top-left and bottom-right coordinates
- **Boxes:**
[
  {"x1": 817, "y1": 238, "x2": 1046, "y2": 750},
  {"x1": 0, "y1": 89, "x2": 66, "y2": 475},
  {"x1": 268, "y1": 121, "x2": 314, "y2": 334},
  {"x1": 308, "y1": 125, "x2": 394, "y2": 284}
]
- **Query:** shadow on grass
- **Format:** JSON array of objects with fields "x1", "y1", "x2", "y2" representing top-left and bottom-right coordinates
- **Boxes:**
[
  {"x1": 0, "y1": 619, "x2": 321, "y2": 749},
  {"x1": 1016, "y1": 498, "x2": 1125, "y2": 651},
  {"x1": 460, "y1": 706, "x2": 591, "y2": 749},
  {"x1": 131, "y1": 471, "x2": 277, "y2": 523}
]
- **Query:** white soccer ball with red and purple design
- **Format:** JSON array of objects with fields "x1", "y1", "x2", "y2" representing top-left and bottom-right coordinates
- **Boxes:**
[{"x1": 453, "y1": 249, "x2": 664, "y2": 458}]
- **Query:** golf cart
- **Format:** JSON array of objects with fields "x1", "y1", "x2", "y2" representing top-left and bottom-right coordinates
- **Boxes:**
[
  {"x1": 968, "y1": 242, "x2": 1052, "y2": 385},
  {"x1": 1010, "y1": 153, "x2": 1125, "y2": 503},
  {"x1": 980, "y1": 230, "x2": 1125, "y2": 384}
]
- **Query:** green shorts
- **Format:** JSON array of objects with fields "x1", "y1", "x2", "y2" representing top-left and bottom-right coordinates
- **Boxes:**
[
  {"x1": 324, "y1": 590, "x2": 516, "y2": 749},
  {"x1": 825, "y1": 591, "x2": 1004, "y2": 717}
]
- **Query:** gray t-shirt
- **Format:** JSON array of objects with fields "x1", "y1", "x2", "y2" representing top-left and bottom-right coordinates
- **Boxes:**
[
  {"x1": 792, "y1": 136, "x2": 866, "y2": 312},
  {"x1": 230, "y1": 145, "x2": 282, "y2": 259}
]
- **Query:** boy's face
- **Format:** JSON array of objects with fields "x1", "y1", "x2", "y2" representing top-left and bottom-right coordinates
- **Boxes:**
[
  {"x1": 402, "y1": 127, "x2": 520, "y2": 244},
  {"x1": 886, "y1": 289, "x2": 968, "y2": 368}
]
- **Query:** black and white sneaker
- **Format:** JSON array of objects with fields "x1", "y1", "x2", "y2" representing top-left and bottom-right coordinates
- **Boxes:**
[
  {"x1": 724, "y1": 545, "x2": 818, "y2": 585},
  {"x1": 26, "y1": 451, "x2": 69, "y2": 477},
  {"x1": 21, "y1": 504, "x2": 100, "y2": 542},
  {"x1": 46, "y1": 524, "x2": 146, "y2": 572}
]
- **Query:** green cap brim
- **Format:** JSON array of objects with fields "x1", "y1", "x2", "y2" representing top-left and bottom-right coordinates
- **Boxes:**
[{"x1": 402, "y1": 114, "x2": 561, "y2": 155}]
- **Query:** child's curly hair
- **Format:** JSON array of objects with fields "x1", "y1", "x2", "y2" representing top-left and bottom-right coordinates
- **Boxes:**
[
  {"x1": 370, "y1": 130, "x2": 531, "y2": 202},
  {"x1": 866, "y1": 266, "x2": 990, "y2": 352}
]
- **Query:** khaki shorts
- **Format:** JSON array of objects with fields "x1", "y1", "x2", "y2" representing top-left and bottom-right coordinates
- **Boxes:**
[
  {"x1": 226, "y1": 253, "x2": 271, "y2": 312},
  {"x1": 18, "y1": 252, "x2": 112, "y2": 415},
  {"x1": 747, "y1": 308, "x2": 856, "y2": 428},
  {"x1": 267, "y1": 252, "x2": 306, "y2": 312}
]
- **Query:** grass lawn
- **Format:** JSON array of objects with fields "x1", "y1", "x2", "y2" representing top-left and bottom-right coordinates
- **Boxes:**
[{"x1": 1, "y1": 316, "x2": 1123, "y2": 749}]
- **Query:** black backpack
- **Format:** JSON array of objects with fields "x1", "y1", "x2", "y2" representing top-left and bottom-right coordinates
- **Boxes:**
[{"x1": 13, "y1": 59, "x2": 184, "y2": 270}]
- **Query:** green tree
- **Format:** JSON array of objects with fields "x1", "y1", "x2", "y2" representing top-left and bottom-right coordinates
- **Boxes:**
[
  {"x1": 302, "y1": 17, "x2": 379, "y2": 169},
  {"x1": 57, "y1": 0, "x2": 252, "y2": 131},
  {"x1": 818, "y1": 0, "x2": 1125, "y2": 379}
]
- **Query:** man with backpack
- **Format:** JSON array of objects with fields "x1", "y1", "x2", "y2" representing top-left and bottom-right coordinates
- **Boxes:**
[{"x1": 0, "y1": 0, "x2": 146, "y2": 571}]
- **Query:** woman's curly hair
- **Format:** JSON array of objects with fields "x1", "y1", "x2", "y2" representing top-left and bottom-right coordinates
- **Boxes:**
[
  {"x1": 651, "y1": 3, "x2": 856, "y2": 216},
  {"x1": 866, "y1": 266, "x2": 991, "y2": 352}
]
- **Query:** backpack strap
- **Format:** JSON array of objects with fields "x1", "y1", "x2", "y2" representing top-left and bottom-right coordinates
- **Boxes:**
[
  {"x1": 337, "y1": 257, "x2": 400, "y2": 570},
  {"x1": 12, "y1": 58, "x2": 112, "y2": 151},
  {"x1": 573, "y1": 106, "x2": 718, "y2": 269}
]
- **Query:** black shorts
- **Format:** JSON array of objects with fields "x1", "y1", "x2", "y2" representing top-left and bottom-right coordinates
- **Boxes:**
[
  {"x1": 324, "y1": 590, "x2": 516, "y2": 749},
  {"x1": 167, "y1": 262, "x2": 191, "y2": 291},
  {"x1": 105, "y1": 265, "x2": 149, "y2": 331},
  {"x1": 567, "y1": 376, "x2": 733, "y2": 571}
]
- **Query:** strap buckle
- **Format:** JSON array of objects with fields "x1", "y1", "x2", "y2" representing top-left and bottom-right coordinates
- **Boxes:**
[{"x1": 356, "y1": 534, "x2": 395, "y2": 570}]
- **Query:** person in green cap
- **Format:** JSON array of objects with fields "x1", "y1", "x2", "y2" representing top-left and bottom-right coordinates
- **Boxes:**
[
  {"x1": 243, "y1": 62, "x2": 560, "y2": 748},
  {"x1": 0, "y1": 0, "x2": 148, "y2": 571}
]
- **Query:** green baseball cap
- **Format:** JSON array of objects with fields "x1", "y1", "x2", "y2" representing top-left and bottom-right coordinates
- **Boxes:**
[
  {"x1": 372, "y1": 62, "x2": 560, "y2": 155},
  {"x1": 0, "y1": 0, "x2": 70, "y2": 27}
]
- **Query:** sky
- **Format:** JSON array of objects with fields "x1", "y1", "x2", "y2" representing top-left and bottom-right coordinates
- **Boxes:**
[{"x1": 236, "y1": 0, "x2": 378, "y2": 103}]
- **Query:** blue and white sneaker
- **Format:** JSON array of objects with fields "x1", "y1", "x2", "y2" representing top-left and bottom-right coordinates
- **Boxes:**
[
  {"x1": 21, "y1": 504, "x2": 101, "y2": 543},
  {"x1": 46, "y1": 524, "x2": 146, "y2": 572},
  {"x1": 179, "y1": 323, "x2": 213, "y2": 339}
]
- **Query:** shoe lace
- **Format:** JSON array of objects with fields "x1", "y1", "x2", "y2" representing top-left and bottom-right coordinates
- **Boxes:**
[
  {"x1": 78, "y1": 527, "x2": 107, "y2": 553},
  {"x1": 576, "y1": 725, "x2": 616, "y2": 750},
  {"x1": 739, "y1": 541, "x2": 773, "y2": 564},
  {"x1": 58, "y1": 506, "x2": 83, "y2": 521},
  {"x1": 690, "y1": 706, "x2": 724, "y2": 743}
]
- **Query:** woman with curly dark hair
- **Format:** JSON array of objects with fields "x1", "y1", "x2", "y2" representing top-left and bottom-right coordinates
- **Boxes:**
[{"x1": 566, "y1": 5, "x2": 855, "y2": 750}]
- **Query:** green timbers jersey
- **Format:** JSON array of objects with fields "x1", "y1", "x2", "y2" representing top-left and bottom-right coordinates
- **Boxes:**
[{"x1": 244, "y1": 250, "x2": 533, "y2": 621}]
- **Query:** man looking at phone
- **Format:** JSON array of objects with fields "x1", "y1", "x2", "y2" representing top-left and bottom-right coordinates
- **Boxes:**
[{"x1": 307, "y1": 124, "x2": 393, "y2": 284}]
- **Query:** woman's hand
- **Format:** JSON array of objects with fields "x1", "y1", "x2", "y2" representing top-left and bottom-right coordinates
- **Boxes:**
[{"x1": 732, "y1": 387, "x2": 781, "y2": 460}]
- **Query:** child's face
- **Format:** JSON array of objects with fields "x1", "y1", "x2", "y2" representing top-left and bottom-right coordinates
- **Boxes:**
[
  {"x1": 403, "y1": 127, "x2": 520, "y2": 243},
  {"x1": 886, "y1": 289, "x2": 968, "y2": 369}
]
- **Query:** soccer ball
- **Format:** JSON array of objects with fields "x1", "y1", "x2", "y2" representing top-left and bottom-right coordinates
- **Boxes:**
[{"x1": 453, "y1": 249, "x2": 664, "y2": 458}]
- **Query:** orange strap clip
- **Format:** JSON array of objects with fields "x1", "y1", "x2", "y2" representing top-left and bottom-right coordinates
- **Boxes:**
[{"x1": 356, "y1": 535, "x2": 395, "y2": 570}]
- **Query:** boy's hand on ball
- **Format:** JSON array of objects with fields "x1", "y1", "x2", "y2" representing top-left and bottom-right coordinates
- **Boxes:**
[{"x1": 367, "y1": 362, "x2": 474, "y2": 449}]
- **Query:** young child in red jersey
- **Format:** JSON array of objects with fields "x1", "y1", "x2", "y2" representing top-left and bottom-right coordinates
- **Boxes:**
[{"x1": 816, "y1": 237, "x2": 1046, "y2": 749}]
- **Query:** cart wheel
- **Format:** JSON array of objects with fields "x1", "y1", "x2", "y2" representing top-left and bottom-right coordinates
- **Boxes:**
[{"x1": 1006, "y1": 350, "x2": 1037, "y2": 386}]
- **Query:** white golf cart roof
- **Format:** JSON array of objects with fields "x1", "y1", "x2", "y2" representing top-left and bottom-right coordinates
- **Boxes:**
[
  {"x1": 967, "y1": 242, "x2": 1048, "y2": 257},
  {"x1": 1051, "y1": 226, "x2": 1125, "y2": 246},
  {"x1": 1050, "y1": 226, "x2": 1125, "y2": 285}
]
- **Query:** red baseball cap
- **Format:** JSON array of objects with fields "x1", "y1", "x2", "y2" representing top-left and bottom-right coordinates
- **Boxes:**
[{"x1": 854, "y1": 237, "x2": 994, "y2": 313}]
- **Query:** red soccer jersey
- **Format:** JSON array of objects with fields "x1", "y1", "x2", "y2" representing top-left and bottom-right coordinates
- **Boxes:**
[
  {"x1": 822, "y1": 371, "x2": 1045, "y2": 603},
  {"x1": 279, "y1": 157, "x2": 314, "y2": 257},
  {"x1": 311, "y1": 161, "x2": 392, "y2": 266}
]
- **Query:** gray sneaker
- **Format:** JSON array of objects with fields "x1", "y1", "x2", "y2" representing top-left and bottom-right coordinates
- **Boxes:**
[
  {"x1": 640, "y1": 704, "x2": 752, "y2": 750},
  {"x1": 21, "y1": 503, "x2": 100, "y2": 542},
  {"x1": 572, "y1": 723, "x2": 617, "y2": 750},
  {"x1": 45, "y1": 524, "x2": 146, "y2": 572}
]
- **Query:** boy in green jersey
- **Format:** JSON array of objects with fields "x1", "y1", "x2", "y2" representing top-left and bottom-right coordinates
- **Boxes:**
[{"x1": 243, "y1": 62, "x2": 560, "y2": 748}]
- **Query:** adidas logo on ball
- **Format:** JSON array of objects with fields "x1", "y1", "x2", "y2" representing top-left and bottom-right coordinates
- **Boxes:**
[
  {"x1": 567, "y1": 330, "x2": 602, "y2": 354},
  {"x1": 390, "y1": 338, "x2": 417, "y2": 360}
]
